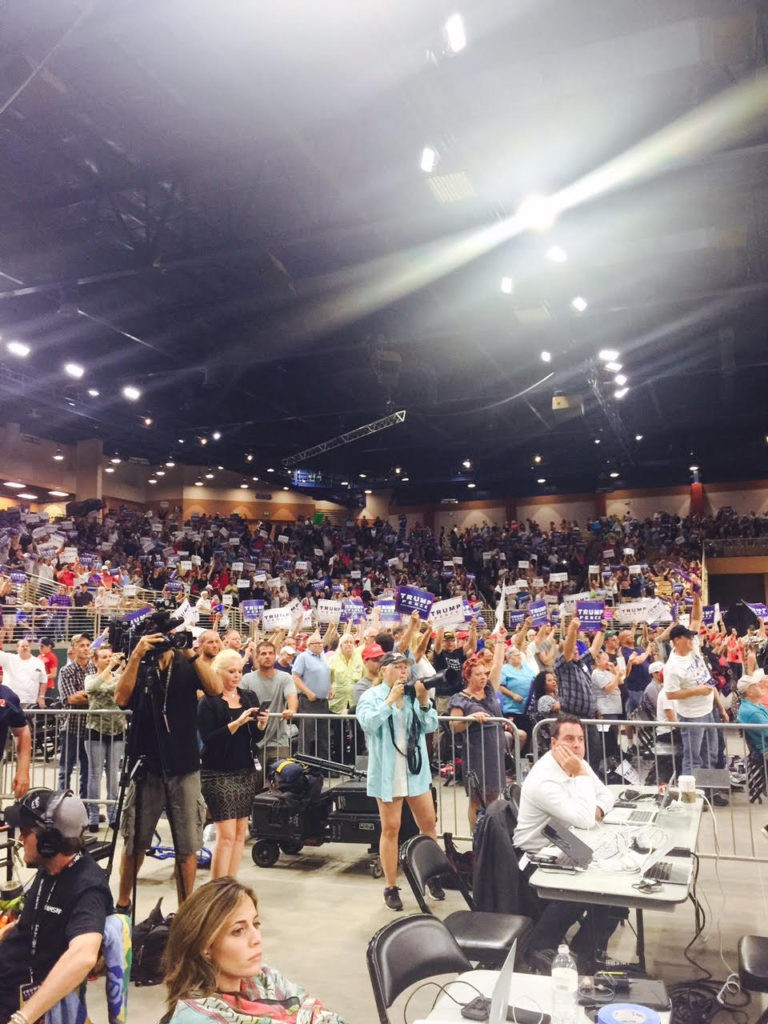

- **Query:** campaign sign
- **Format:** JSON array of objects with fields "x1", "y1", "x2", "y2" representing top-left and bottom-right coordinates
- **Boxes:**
[
  {"x1": 387, "y1": 556, "x2": 401, "y2": 568},
  {"x1": 376, "y1": 599, "x2": 400, "y2": 623},
  {"x1": 518, "y1": 560, "x2": 529, "y2": 569},
  {"x1": 295, "y1": 561, "x2": 309, "y2": 572},
  {"x1": 340, "y1": 598, "x2": 366, "y2": 623},
  {"x1": 529, "y1": 600, "x2": 548, "y2": 627},
  {"x1": 576, "y1": 600, "x2": 605, "y2": 632},
  {"x1": 317, "y1": 599, "x2": 342, "y2": 624},
  {"x1": 179, "y1": 561, "x2": 192, "y2": 573},
  {"x1": 124, "y1": 605, "x2": 153, "y2": 623},
  {"x1": 9, "y1": 571, "x2": 26, "y2": 585},
  {"x1": 550, "y1": 610, "x2": 561, "y2": 625},
  {"x1": 508, "y1": 610, "x2": 526, "y2": 628},
  {"x1": 563, "y1": 590, "x2": 592, "y2": 613},
  {"x1": 588, "y1": 564, "x2": 600, "y2": 575},
  {"x1": 395, "y1": 585, "x2": 435, "y2": 620},
  {"x1": 463, "y1": 600, "x2": 475, "y2": 623},
  {"x1": 331, "y1": 583, "x2": 344, "y2": 595},
  {"x1": 746, "y1": 602, "x2": 768, "y2": 620},
  {"x1": 623, "y1": 548, "x2": 635, "y2": 557},
  {"x1": 237, "y1": 579, "x2": 250, "y2": 589},
  {"x1": 603, "y1": 548, "x2": 615, "y2": 560},
  {"x1": 222, "y1": 594, "x2": 233, "y2": 606},
  {"x1": 277, "y1": 535, "x2": 289, "y2": 544},
  {"x1": 430, "y1": 597, "x2": 466, "y2": 629},
  {"x1": 702, "y1": 605, "x2": 717, "y2": 627},
  {"x1": 629, "y1": 564, "x2": 641, "y2": 574},
  {"x1": 350, "y1": 570, "x2": 361, "y2": 579},
  {"x1": 452, "y1": 556, "x2": 463, "y2": 565},
  {"x1": 61, "y1": 547, "x2": 78, "y2": 564},
  {"x1": 240, "y1": 600, "x2": 265, "y2": 623},
  {"x1": 262, "y1": 606, "x2": 293, "y2": 630},
  {"x1": 231, "y1": 562, "x2": 244, "y2": 573}
]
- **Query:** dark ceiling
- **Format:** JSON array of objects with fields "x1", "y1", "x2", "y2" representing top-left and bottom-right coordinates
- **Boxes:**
[{"x1": 1, "y1": 0, "x2": 767, "y2": 505}]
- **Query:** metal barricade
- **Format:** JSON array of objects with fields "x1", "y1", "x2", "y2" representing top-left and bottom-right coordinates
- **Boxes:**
[{"x1": 530, "y1": 716, "x2": 768, "y2": 863}]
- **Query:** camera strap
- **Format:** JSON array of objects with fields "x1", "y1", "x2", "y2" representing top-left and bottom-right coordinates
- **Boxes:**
[{"x1": 386, "y1": 707, "x2": 423, "y2": 776}]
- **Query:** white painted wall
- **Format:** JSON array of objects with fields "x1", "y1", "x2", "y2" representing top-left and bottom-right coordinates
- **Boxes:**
[
  {"x1": 516, "y1": 499, "x2": 595, "y2": 530},
  {"x1": 435, "y1": 506, "x2": 506, "y2": 532}
]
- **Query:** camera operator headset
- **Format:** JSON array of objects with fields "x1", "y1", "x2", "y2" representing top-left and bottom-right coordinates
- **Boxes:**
[{"x1": 114, "y1": 615, "x2": 222, "y2": 917}]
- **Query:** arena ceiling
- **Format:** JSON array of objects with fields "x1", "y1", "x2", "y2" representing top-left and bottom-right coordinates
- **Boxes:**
[{"x1": 0, "y1": 0, "x2": 767, "y2": 505}]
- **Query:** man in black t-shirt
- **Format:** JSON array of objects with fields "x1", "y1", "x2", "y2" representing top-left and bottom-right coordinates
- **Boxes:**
[
  {"x1": 115, "y1": 633, "x2": 221, "y2": 910},
  {"x1": 432, "y1": 623, "x2": 476, "y2": 763},
  {"x1": 0, "y1": 789, "x2": 113, "y2": 1024}
]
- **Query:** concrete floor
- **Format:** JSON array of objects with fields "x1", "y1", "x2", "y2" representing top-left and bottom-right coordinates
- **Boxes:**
[{"x1": 71, "y1": 782, "x2": 768, "y2": 1024}]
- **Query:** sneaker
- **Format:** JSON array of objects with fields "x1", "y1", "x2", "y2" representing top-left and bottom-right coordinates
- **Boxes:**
[
  {"x1": 383, "y1": 886, "x2": 403, "y2": 912},
  {"x1": 426, "y1": 878, "x2": 445, "y2": 901}
]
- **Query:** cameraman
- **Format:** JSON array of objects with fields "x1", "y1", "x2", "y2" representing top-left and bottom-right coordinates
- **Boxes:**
[
  {"x1": 356, "y1": 651, "x2": 438, "y2": 912},
  {"x1": 114, "y1": 630, "x2": 221, "y2": 912}
]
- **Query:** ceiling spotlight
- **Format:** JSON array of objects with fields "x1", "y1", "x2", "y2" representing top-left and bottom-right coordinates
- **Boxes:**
[
  {"x1": 246, "y1": 453, "x2": 254, "y2": 462},
  {"x1": 462, "y1": 459, "x2": 471, "y2": 469},
  {"x1": 194, "y1": 475, "x2": 204, "y2": 487},
  {"x1": 199, "y1": 437, "x2": 208, "y2": 446},
  {"x1": 48, "y1": 489, "x2": 69, "y2": 497},
  {"x1": 364, "y1": 488, "x2": 372, "y2": 495},
  {"x1": 282, "y1": 485, "x2": 289, "y2": 491},
  {"x1": 444, "y1": 12, "x2": 466, "y2": 53},
  {"x1": 143, "y1": 416, "x2": 153, "y2": 426},
  {"x1": 165, "y1": 459, "x2": 176, "y2": 468},
  {"x1": 217, "y1": 465, "x2": 224, "y2": 471},
  {"x1": 533, "y1": 455, "x2": 542, "y2": 464},
  {"x1": 395, "y1": 467, "x2": 402, "y2": 475},
  {"x1": 571, "y1": 296, "x2": 588, "y2": 313},
  {"x1": 467, "y1": 482, "x2": 476, "y2": 489},
  {"x1": 252, "y1": 475, "x2": 259, "y2": 481},
  {"x1": 87, "y1": 388, "x2": 100, "y2": 397},
  {"x1": 598, "y1": 349, "x2": 619, "y2": 362},
  {"x1": 341, "y1": 481, "x2": 349, "y2": 486},
  {"x1": 516, "y1": 194, "x2": 558, "y2": 232},
  {"x1": 689, "y1": 464, "x2": 699, "y2": 472},
  {"x1": 64, "y1": 362, "x2": 84, "y2": 378},
  {"x1": 537, "y1": 478, "x2": 546, "y2": 484},
  {"x1": 148, "y1": 477, "x2": 157, "y2": 485},
  {"x1": 4, "y1": 482, "x2": 24, "y2": 489},
  {"x1": 594, "y1": 438, "x2": 601, "y2": 445},
  {"x1": 267, "y1": 467, "x2": 274, "y2": 473},
  {"x1": 359, "y1": 473, "x2": 366, "y2": 479},
  {"x1": 420, "y1": 145, "x2": 438, "y2": 173},
  {"x1": 609, "y1": 472, "x2": 619, "y2": 479},
  {"x1": 53, "y1": 448, "x2": 64, "y2": 461},
  {"x1": 156, "y1": 469, "x2": 165, "y2": 477},
  {"x1": 614, "y1": 387, "x2": 629, "y2": 399},
  {"x1": 240, "y1": 480, "x2": 249, "y2": 489},
  {"x1": 614, "y1": 373, "x2": 627, "y2": 387},
  {"x1": 122, "y1": 385, "x2": 140, "y2": 401},
  {"x1": 104, "y1": 466, "x2": 115, "y2": 474},
  {"x1": 178, "y1": 438, "x2": 185, "y2": 444},
  {"x1": 7, "y1": 341, "x2": 30, "y2": 357},
  {"x1": 212, "y1": 431, "x2": 221, "y2": 441},
  {"x1": 401, "y1": 476, "x2": 410, "y2": 482},
  {"x1": 500, "y1": 276, "x2": 514, "y2": 294},
  {"x1": 546, "y1": 245, "x2": 567, "y2": 263},
  {"x1": 605, "y1": 362, "x2": 622, "y2": 373},
  {"x1": 635, "y1": 434, "x2": 643, "y2": 441},
  {"x1": 17, "y1": 492, "x2": 37, "y2": 499},
  {"x1": 110, "y1": 454, "x2": 121, "y2": 464},
  {"x1": 204, "y1": 470, "x2": 215, "y2": 479},
  {"x1": 540, "y1": 350, "x2": 552, "y2": 363}
]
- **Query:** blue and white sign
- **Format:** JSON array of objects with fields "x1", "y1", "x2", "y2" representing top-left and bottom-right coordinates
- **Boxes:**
[
  {"x1": 240, "y1": 600, "x2": 265, "y2": 622},
  {"x1": 395, "y1": 585, "x2": 435, "y2": 620},
  {"x1": 576, "y1": 600, "x2": 605, "y2": 632}
]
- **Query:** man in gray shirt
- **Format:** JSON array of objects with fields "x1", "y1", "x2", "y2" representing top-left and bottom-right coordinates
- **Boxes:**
[{"x1": 241, "y1": 640, "x2": 298, "y2": 782}]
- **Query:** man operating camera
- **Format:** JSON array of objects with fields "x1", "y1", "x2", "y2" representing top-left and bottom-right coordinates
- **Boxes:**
[{"x1": 114, "y1": 617, "x2": 221, "y2": 912}]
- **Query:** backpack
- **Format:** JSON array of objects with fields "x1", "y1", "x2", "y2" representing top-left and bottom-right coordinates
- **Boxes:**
[
  {"x1": 132, "y1": 898, "x2": 174, "y2": 986},
  {"x1": 269, "y1": 758, "x2": 324, "y2": 802}
]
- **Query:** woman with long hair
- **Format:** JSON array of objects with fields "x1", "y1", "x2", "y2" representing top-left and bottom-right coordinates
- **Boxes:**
[
  {"x1": 163, "y1": 877, "x2": 348, "y2": 1023},
  {"x1": 198, "y1": 650, "x2": 268, "y2": 878}
]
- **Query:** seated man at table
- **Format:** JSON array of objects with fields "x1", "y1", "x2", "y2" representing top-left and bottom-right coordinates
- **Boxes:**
[{"x1": 513, "y1": 713, "x2": 624, "y2": 971}]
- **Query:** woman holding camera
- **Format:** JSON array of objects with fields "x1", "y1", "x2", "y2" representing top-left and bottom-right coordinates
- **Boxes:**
[
  {"x1": 84, "y1": 643, "x2": 127, "y2": 830},
  {"x1": 198, "y1": 649, "x2": 268, "y2": 878},
  {"x1": 356, "y1": 650, "x2": 439, "y2": 911},
  {"x1": 163, "y1": 877, "x2": 348, "y2": 1023}
]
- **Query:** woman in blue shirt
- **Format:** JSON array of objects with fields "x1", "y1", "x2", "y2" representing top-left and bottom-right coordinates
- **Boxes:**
[{"x1": 356, "y1": 650, "x2": 438, "y2": 912}]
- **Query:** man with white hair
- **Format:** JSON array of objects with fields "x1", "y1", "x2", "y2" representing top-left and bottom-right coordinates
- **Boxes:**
[
  {"x1": 292, "y1": 633, "x2": 331, "y2": 759},
  {"x1": 0, "y1": 638, "x2": 47, "y2": 708},
  {"x1": 736, "y1": 668, "x2": 768, "y2": 755}
]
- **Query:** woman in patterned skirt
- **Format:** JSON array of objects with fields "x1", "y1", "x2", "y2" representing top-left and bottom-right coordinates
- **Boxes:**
[{"x1": 198, "y1": 649, "x2": 268, "y2": 878}]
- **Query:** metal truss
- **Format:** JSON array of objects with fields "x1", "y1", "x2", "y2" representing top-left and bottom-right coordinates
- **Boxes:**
[{"x1": 282, "y1": 410, "x2": 407, "y2": 467}]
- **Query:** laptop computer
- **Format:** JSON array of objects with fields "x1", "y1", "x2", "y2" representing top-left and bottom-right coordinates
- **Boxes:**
[
  {"x1": 541, "y1": 819, "x2": 594, "y2": 869},
  {"x1": 602, "y1": 804, "x2": 659, "y2": 826},
  {"x1": 640, "y1": 840, "x2": 694, "y2": 886},
  {"x1": 412, "y1": 940, "x2": 522, "y2": 1024}
]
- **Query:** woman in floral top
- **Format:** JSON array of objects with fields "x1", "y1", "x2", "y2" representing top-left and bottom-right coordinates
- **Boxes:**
[{"x1": 163, "y1": 878, "x2": 348, "y2": 1024}]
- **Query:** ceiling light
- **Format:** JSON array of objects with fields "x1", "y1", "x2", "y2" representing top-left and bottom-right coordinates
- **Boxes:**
[
  {"x1": 121, "y1": 385, "x2": 140, "y2": 401},
  {"x1": 199, "y1": 437, "x2": 208, "y2": 446},
  {"x1": 540, "y1": 350, "x2": 552, "y2": 363},
  {"x1": 17, "y1": 492, "x2": 37, "y2": 499},
  {"x1": 143, "y1": 416, "x2": 152, "y2": 426},
  {"x1": 537, "y1": 478, "x2": 546, "y2": 484},
  {"x1": 420, "y1": 146, "x2": 438, "y2": 173},
  {"x1": 48, "y1": 490, "x2": 68, "y2": 497},
  {"x1": 194, "y1": 476, "x2": 204, "y2": 487},
  {"x1": 395, "y1": 467, "x2": 402, "y2": 474},
  {"x1": 4, "y1": 482, "x2": 24, "y2": 489},
  {"x1": 165, "y1": 459, "x2": 176, "y2": 468},
  {"x1": 148, "y1": 477, "x2": 157, "y2": 485},
  {"x1": 467, "y1": 482, "x2": 476, "y2": 489},
  {"x1": 156, "y1": 469, "x2": 165, "y2": 477},
  {"x1": 359, "y1": 473, "x2": 366, "y2": 479},
  {"x1": 217, "y1": 465, "x2": 224, "y2": 471},
  {"x1": 571, "y1": 296, "x2": 588, "y2": 313},
  {"x1": 246, "y1": 453, "x2": 254, "y2": 462},
  {"x1": 104, "y1": 466, "x2": 115, "y2": 474},
  {"x1": 178, "y1": 438, "x2": 185, "y2": 444},
  {"x1": 516, "y1": 194, "x2": 558, "y2": 232},
  {"x1": 614, "y1": 387, "x2": 629, "y2": 399},
  {"x1": 402, "y1": 476, "x2": 410, "y2": 482},
  {"x1": 240, "y1": 480, "x2": 249, "y2": 489},
  {"x1": 283, "y1": 485, "x2": 289, "y2": 491},
  {"x1": 689, "y1": 464, "x2": 699, "y2": 472},
  {"x1": 7, "y1": 341, "x2": 30, "y2": 357},
  {"x1": 444, "y1": 12, "x2": 466, "y2": 52},
  {"x1": 110, "y1": 455, "x2": 121, "y2": 464},
  {"x1": 87, "y1": 388, "x2": 100, "y2": 397},
  {"x1": 614, "y1": 373, "x2": 627, "y2": 387},
  {"x1": 341, "y1": 481, "x2": 349, "y2": 486},
  {"x1": 204, "y1": 470, "x2": 214, "y2": 479},
  {"x1": 53, "y1": 448, "x2": 64, "y2": 461},
  {"x1": 267, "y1": 467, "x2": 274, "y2": 473},
  {"x1": 598, "y1": 349, "x2": 619, "y2": 362},
  {"x1": 594, "y1": 439, "x2": 601, "y2": 445},
  {"x1": 212, "y1": 431, "x2": 221, "y2": 441},
  {"x1": 462, "y1": 459, "x2": 471, "y2": 469},
  {"x1": 635, "y1": 434, "x2": 643, "y2": 441},
  {"x1": 546, "y1": 245, "x2": 567, "y2": 263},
  {"x1": 500, "y1": 276, "x2": 514, "y2": 294},
  {"x1": 252, "y1": 476, "x2": 259, "y2": 481},
  {"x1": 609, "y1": 472, "x2": 619, "y2": 479},
  {"x1": 533, "y1": 455, "x2": 542, "y2": 464},
  {"x1": 364, "y1": 488, "x2": 372, "y2": 495},
  {"x1": 64, "y1": 362, "x2": 84, "y2": 378},
  {"x1": 605, "y1": 361, "x2": 622, "y2": 373}
]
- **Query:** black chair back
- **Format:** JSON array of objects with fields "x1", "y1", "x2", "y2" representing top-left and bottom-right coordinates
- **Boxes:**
[
  {"x1": 401, "y1": 835, "x2": 474, "y2": 912},
  {"x1": 366, "y1": 915, "x2": 473, "y2": 1024}
]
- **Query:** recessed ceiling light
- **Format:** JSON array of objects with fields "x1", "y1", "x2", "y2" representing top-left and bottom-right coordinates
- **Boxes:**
[
  {"x1": 537, "y1": 478, "x2": 546, "y2": 484},
  {"x1": 401, "y1": 476, "x2": 410, "y2": 482},
  {"x1": 444, "y1": 12, "x2": 466, "y2": 53},
  {"x1": 516, "y1": 194, "x2": 558, "y2": 232},
  {"x1": 635, "y1": 434, "x2": 643, "y2": 441},
  {"x1": 204, "y1": 470, "x2": 214, "y2": 479},
  {"x1": 614, "y1": 374, "x2": 627, "y2": 387},
  {"x1": 165, "y1": 459, "x2": 176, "y2": 467},
  {"x1": 540, "y1": 350, "x2": 552, "y2": 363},
  {"x1": 64, "y1": 362, "x2": 84, "y2": 378},
  {"x1": 110, "y1": 455, "x2": 121, "y2": 464},
  {"x1": 598, "y1": 349, "x2": 619, "y2": 362},
  {"x1": 546, "y1": 246, "x2": 567, "y2": 263},
  {"x1": 610, "y1": 472, "x2": 619, "y2": 479},
  {"x1": 462, "y1": 459, "x2": 471, "y2": 469},
  {"x1": 240, "y1": 480, "x2": 249, "y2": 489},
  {"x1": 605, "y1": 362, "x2": 622, "y2": 373},
  {"x1": 364, "y1": 488, "x2": 372, "y2": 495},
  {"x1": 217, "y1": 465, "x2": 223, "y2": 471},
  {"x1": 359, "y1": 473, "x2": 366, "y2": 479},
  {"x1": 143, "y1": 416, "x2": 152, "y2": 426},
  {"x1": 267, "y1": 467, "x2": 274, "y2": 473},
  {"x1": 341, "y1": 481, "x2": 349, "y2": 486},
  {"x1": 156, "y1": 469, "x2": 165, "y2": 477},
  {"x1": 500, "y1": 276, "x2": 514, "y2": 294},
  {"x1": 252, "y1": 476, "x2": 259, "y2": 481},
  {"x1": 533, "y1": 454, "x2": 542, "y2": 464},
  {"x1": 246, "y1": 453, "x2": 254, "y2": 462},
  {"x1": 194, "y1": 477, "x2": 203, "y2": 487},
  {"x1": 122, "y1": 385, "x2": 140, "y2": 401},
  {"x1": 87, "y1": 388, "x2": 100, "y2": 398},
  {"x1": 148, "y1": 477, "x2": 157, "y2": 485},
  {"x1": 467, "y1": 482, "x2": 476, "y2": 489},
  {"x1": 199, "y1": 437, "x2": 208, "y2": 446},
  {"x1": 4, "y1": 482, "x2": 24, "y2": 489},
  {"x1": 177, "y1": 438, "x2": 184, "y2": 444},
  {"x1": 7, "y1": 341, "x2": 30, "y2": 357},
  {"x1": 594, "y1": 439, "x2": 601, "y2": 445},
  {"x1": 571, "y1": 296, "x2": 588, "y2": 313},
  {"x1": 283, "y1": 485, "x2": 289, "y2": 491},
  {"x1": 212, "y1": 431, "x2": 221, "y2": 441},
  {"x1": 395, "y1": 467, "x2": 402, "y2": 475},
  {"x1": 420, "y1": 146, "x2": 438, "y2": 173},
  {"x1": 689, "y1": 464, "x2": 699, "y2": 472},
  {"x1": 17, "y1": 492, "x2": 37, "y2": 499},
  {"x1": 53, "y1": 448, "x2": 64, "y2": 461},
  {"x1": 104, "y1": 466, "x2": 115, "y2": 474},
  {"x1": 48, "y1": 490, "x2": 69, "y2": 497},
  {"x1": 614, "y1": 387, "x2": 629, "y2": 399}
]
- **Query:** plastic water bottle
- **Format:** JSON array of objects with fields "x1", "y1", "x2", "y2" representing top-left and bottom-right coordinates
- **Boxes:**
[{"x1": 551, "y1": 943, "x2": 578, "y2": 1024}]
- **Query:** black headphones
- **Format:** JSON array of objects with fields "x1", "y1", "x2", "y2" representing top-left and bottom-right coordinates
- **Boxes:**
[{"x1": 24, "y1": 789, "x2": 73, "y2": 858}]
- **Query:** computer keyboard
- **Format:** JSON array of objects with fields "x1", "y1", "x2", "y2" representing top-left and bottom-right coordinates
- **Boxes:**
[
  {"x1": 627, "y1": 810, "x2": 655, "y2": 824},
  {"x1": 645, "y1": 860, "x2": 672, "y2": 881}
]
